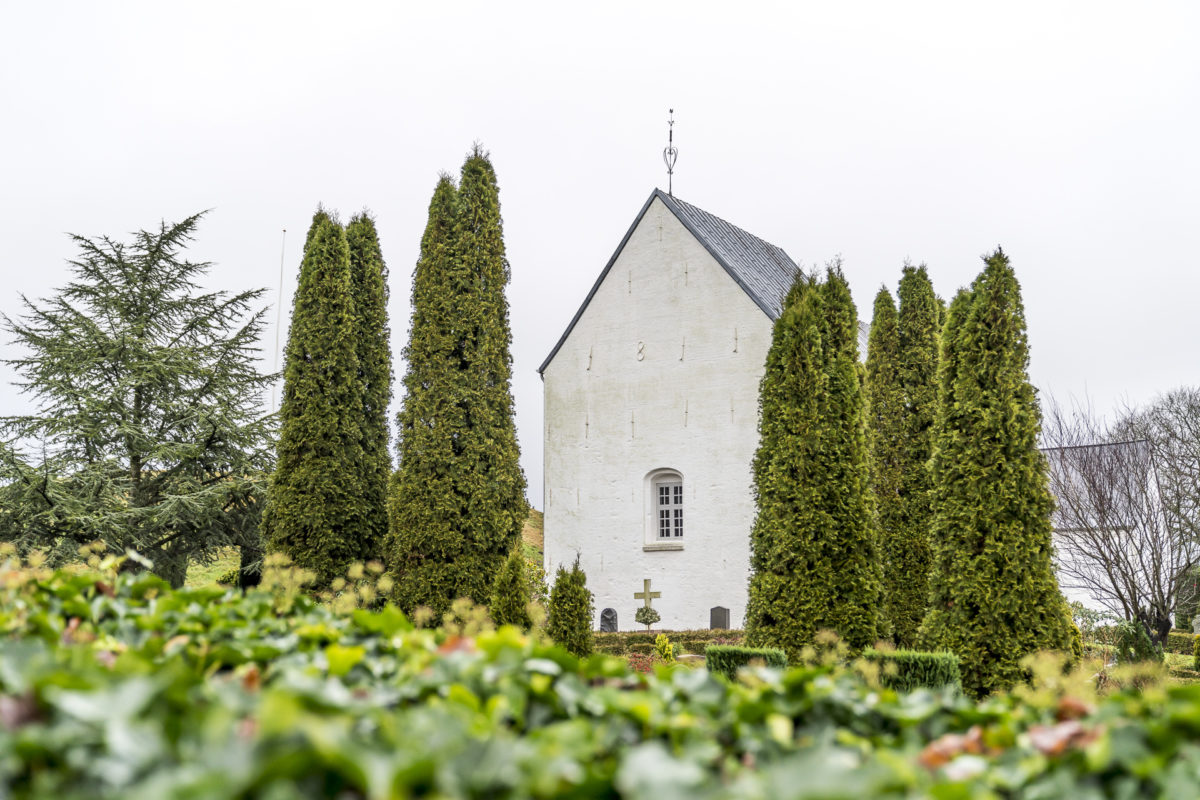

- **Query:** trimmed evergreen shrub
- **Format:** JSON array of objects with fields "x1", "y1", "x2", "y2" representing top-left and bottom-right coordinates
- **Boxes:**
[
  {"x1": 389, "y1": 149, "x2": 526, "y2": 615},
  {"x1": 919, "y1": 251, "x2": 1076, "y2": 698},
  {"x1": 547, "y1": 556, "x2": 594, "y2": 657},
  {"x1": 489, "y1": 546, "x2": 532, "y2": 629},
  {"x1": 345, "y1": 213, "x2": 391, "y2": 565},
  {"x1": 863, "y1": 648, "x2": 961, "y2": 693},
  {"x1": 705, "y1": 645, "x2": 788, "y2": 680},
  {"x1": 1193, "y1": 634, "x2": 1200, "y2": 671},
  {"x1": 655, "y1": 634, "x2": 675, "y2": 663},
  {"x1": 1113, "y1": 619, "x2": 1163, "y2": 665},
  {"x1": 635, "y1": 606, "x2": 661, "y2": 631},
  {"x1": 216, "y1": 569, "x2": 241, "y2": 587},
  {"x1": 264, "y1": 210, "x2": 366, "y2": 587},
  {"x1": 745, "y1": 266, "x2": 881, "y2": 661},
  {"x1": 1174, "y1": 566, "x2": 1200, "y2": 631}
]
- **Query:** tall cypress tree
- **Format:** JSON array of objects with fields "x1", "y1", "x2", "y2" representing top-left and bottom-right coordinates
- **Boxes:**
[
  {"x1": 264, "y1": 210, "x2": 365, "y2": 586},
  {"x1": 865, "y1": 287, "x2": 905, "y2": 641},
  {"x1": 345, "y1": 213, "x2": 391, "y2": 564},
  {"x1": 390, "y1": 148, "x2": 526, "y2": 615},
  {"x1": 880, "y1": 264, "x2": 942, "y2": 646},
  {"x1": 746, "y1": 266, "x2": 880, "y2": 660},
  {"x1": 919, "y1": 250, "x2": 1074, "y2": 697}
]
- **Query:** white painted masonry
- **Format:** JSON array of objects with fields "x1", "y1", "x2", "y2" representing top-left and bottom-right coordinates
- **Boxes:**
[{"x1": 541, "y1": 192, "x2": 789, "y2": 631}]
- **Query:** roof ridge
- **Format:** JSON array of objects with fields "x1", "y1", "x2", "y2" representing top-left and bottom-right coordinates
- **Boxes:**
[{"x1": 660, "y1": 192, "x2": 782, "y2": 252}]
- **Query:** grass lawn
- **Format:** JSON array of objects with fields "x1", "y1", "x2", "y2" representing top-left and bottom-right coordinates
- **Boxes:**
[
  {"x1": 184, "y1": 548, "x2": 239, "y2": 587},
  {"x1": 522, "y1": 508, "x2": 543, "y2": 552}
]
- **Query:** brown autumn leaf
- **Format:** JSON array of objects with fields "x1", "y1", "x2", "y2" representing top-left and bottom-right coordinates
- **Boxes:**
[
  {"x1": 918, "y1": 726, "x2": 986, "y2": 769},
  {"x1": 437, "y1": 636, "x2": 476, "y2": 655},
  {"x1": 0, "y1": 692, "x2": 39, "y2": 730},
  {"x1": 60, "y1": 617, "x2": 81, "y2": 645},
  {"x1": 1027, "y1": 720, "x2": 1102, "y2": 756},
  {"x1": 1056, "y1": 695, "x2": 1094, "y2": 721},
  {"x1": 919, "y1": 734, "x2": 966, "y2": 769},
  {"x1": 241, "y1": 664, "x2": 261, "y2": 692},
  {"x1": 962, "y1": 725, "x2": 985, "y2": 755}
]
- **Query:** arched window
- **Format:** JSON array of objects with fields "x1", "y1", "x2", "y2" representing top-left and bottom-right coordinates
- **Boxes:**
[
  {"x1": 648, "y1": 469, "x2": 683, "y2": 540},
  {"x1": 643, "y1": 469, "x2": 685, "y2": 551}
]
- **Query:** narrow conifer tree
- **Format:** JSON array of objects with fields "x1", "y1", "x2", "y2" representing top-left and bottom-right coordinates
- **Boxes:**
[
  {"x1": 865, "y1": 287, "x2": 905, "y2": 641},
  {"x1": 919, "y1": 250, "x2": 1074, "y2": 697},
  {"x1": 345, "y1": 213, "x2": 391, "y2": 564},
  {"x1": 264, "y1": 210, "x2": 365, "y2": 587},
  {"x1": 745, "y1": 266, "x2": 880, "y2": 659},
  {"x1": 888, "y1": 264, "x2": 941, "y2": 646},
  {"x1": 547, "y1": 556, "x2": 594, "y2": 657},
  {"x1": 389, "y1": 148, "x2": 526, "y2": 615},
  {"x1": 490, "y1": 546, "x2": 532, "y2": 629}
]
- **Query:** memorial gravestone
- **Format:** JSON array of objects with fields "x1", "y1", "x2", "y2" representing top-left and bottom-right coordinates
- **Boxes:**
[{"x1": 710, "y1": 606, "x2": 730, "y2": 630}]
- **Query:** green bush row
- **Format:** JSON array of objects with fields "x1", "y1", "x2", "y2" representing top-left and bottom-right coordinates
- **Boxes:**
[
  {"x1": 1167, "y1": 630, "x2": 1195, "y2": 655},
  {"x1": 10, "y1": 560, "x2": 1200, "y2": 797},
  {"x1": 594, "y1": 628, "x2": 743, "y2": 657},
  {"x1": 704, "y1": 644, "x2": 788, "y2": 679},
  {"x1": 863, "y1": 648, "x2": 962, "y2": 693},
  {"x1": 1087, "y1": 625, "x2": 1192, "y2": 656}
]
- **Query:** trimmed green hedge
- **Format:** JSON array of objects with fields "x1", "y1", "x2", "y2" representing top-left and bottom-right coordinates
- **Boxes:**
[
  {"x1": 864, "y1": 648, "x2": 962, "y2": 693},
  {"x1": 595, "y1": 629, "x2": 743, "y2": 657},
  {"x1": 1091, "y1": 627, "x2": 1193, "y2": 656},
  {"x1": 1168, "y1": 630, "x2": 1195, "y2": 656},
  {"x1": 705, "y1": 644, "x2": 787, "y2": 679}
]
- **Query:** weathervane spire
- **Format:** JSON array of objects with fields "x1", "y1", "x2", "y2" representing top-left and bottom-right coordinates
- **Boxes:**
[{"x1": 663, "y1": 108, "x2": 678, "y2": 196}]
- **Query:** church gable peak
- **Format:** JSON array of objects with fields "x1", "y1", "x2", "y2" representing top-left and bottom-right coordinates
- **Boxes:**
[{"x1": 538, "y1": 189, "x2": 799, "y2": 375}]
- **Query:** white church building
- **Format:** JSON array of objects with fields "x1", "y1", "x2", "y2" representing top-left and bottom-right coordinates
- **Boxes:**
[
  {"x1": 539, "y1": 189, "x2": 804, "y2": 632},
  {"x1": 539, "y1": 186, "x2": 1102, "y2": 634}
]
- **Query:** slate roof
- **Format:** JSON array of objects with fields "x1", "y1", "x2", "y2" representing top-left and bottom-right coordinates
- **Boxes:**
[
  {"x1": 538, "y1": 189, "x2": 801, "y2": 375},
  {"x1": 660, "y1": 192, "x2": 800, "y2": 321}
]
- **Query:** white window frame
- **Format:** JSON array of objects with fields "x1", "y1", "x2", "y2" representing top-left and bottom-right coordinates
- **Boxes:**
[{"x1": 643, "y1": 468, "x2": 685, "y2": 551}]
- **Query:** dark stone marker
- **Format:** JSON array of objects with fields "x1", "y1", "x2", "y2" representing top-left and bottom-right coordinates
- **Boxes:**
[
  {"x1": 600, "y1": 607, "x2": 618, "y2": 633},
  {"x1": 710, "y1": 606, "x2": 730, "y2": 630}
]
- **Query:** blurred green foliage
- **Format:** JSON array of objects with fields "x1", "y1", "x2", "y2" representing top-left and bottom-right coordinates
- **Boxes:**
[{"x1": 6, "y1": 550, "x2": 1200, "y2": 798}]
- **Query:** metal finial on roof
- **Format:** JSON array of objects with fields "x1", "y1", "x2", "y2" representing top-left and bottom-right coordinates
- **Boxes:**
[{"x1": 663, "y1": 109, "x2": 678, "y2": 196}]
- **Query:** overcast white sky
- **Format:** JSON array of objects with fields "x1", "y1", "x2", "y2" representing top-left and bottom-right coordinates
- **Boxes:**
[{"x1": 2, "y1": 2, "x2": 1197, "y2": 508}]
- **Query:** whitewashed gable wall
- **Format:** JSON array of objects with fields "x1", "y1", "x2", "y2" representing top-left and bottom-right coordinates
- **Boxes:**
[{"x1": 542, "y1": 197, "x2": 776, "y2": 631}]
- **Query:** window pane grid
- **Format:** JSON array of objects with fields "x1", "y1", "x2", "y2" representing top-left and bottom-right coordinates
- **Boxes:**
[{"x1": 656, "y1": 479, "x2": 684, "y2": 539}]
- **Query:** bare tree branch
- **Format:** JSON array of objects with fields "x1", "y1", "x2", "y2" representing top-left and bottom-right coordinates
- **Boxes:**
[{"x1": 1043, "y1": 394, "x2": 1200, "y2": 645}]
